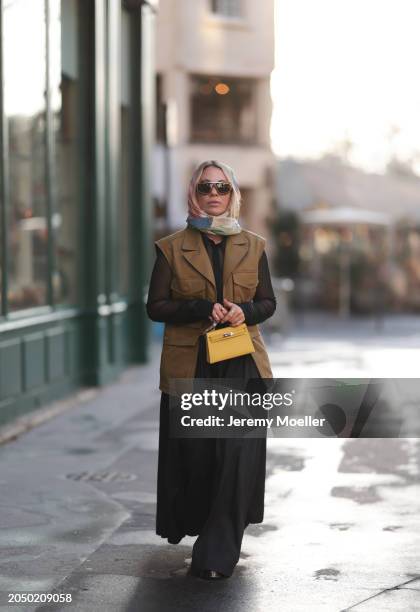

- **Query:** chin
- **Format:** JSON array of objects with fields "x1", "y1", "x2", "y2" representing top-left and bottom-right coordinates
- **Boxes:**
[{"x1": 208, "y1": 207, "x2": 226, "y2": 216}]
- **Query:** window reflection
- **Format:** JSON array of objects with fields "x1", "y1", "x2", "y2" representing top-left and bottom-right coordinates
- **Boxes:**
[
  {"x1": 4, "y1": 0, "x2": 48, "y2": 311},
  {"x1": 3, "y1": 0, "x2": 80, "y2": 312},
  {"x1": 50, "y1": 0, "x2": 80, "y2": 306}
]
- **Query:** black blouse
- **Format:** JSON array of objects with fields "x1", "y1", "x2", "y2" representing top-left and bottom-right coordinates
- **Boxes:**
[{"x1": 146, "y1": 232, "x2": 276, "y2": 326}]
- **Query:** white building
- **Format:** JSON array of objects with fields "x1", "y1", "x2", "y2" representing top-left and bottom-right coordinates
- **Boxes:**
[{"x1": 153, "y1": 0, "x2": 276, "y2": 239}]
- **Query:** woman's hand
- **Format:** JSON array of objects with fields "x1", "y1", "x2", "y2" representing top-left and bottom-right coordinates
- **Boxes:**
[
  {"x1": 209, "y1": 302, "x2": 228, "y2": 323},
  {"x1": 220, "y1": 298, "x2": 245, "y2": 327}
]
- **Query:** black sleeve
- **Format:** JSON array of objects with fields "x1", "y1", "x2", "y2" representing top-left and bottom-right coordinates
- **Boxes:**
[
  {"x1": 146, "y1": 246, "x2": 214, "y2": 324},
  {"x1": 237, "y1": 251, "x2": 276, "y2": 325}
]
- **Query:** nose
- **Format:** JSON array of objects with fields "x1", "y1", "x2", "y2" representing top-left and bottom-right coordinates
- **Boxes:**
[{"x1": 209, "y1": 184, "x2": 219, "y2": 195}]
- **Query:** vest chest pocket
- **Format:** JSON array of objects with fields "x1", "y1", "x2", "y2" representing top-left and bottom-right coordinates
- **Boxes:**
[
  {"x1": 232, "y1": 271, "x2": 258, "y2": 302},
  {"x1": 170, "y1": 277, "x2": 206, "y2": 299}
]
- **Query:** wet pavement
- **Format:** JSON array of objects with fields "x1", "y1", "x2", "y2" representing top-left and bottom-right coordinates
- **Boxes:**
[{"x1": 0, "y1": 314, "x2": 419, "y2": 611}]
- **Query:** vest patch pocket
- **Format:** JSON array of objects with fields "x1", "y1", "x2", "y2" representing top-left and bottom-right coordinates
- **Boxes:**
[
  {"x1": 232, "y1": 271, "x2": 258, "y2": 302},
  {"x1": 170, "y1": 277, "x2": 206, "y2": 299}
]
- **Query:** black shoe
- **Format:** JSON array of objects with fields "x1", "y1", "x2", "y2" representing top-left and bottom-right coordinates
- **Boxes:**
[{"x1": 196, "y1": 569, "x2": 228, "y2": 580}]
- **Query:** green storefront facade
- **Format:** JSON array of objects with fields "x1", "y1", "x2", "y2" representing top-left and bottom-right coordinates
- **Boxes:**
[{"x1": 0, "y1": 0, "x2": 157, "y2": 427}]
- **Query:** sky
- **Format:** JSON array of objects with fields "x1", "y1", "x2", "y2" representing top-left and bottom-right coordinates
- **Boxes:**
[{"x1": 270, "y1": 0, "x2": 420, "y2": 174}]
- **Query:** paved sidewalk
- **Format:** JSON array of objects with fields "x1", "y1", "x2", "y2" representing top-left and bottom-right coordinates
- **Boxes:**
[
  {"x1": 0, "y1": 319, "x2": 419, "y2": 611},
  {"x1": 267, "y1": 312, "x2": 420, "y2": 378}
]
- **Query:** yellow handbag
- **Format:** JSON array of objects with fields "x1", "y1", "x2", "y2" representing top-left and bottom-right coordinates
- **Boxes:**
[{"x1": 205, "y1": 322, "x2": 255, "y2": 364}]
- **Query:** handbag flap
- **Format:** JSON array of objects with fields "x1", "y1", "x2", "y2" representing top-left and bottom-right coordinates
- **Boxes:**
[{"x1": 207, "y1": 326, "x2": 248, "y2": 343}]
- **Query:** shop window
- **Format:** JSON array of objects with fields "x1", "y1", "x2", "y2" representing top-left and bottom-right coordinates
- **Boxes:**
[
  {"x1": 3, "y1": 0, "x2": 80, "y2": 311},
  {"x1": 190, "y1": 75, "x2": 257, "y2": 144},
  {"x1": 4, "y1": 0, "x2": 48, "y2": 311}
]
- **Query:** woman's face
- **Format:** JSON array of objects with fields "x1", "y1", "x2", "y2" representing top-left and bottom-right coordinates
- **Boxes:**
[{"x1": 196, "y1": 166, "x2": 231, "y2": 217}]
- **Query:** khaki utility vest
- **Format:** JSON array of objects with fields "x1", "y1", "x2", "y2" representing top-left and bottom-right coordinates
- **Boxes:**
[{"x1": 154, "y1": 227, "x2": 273, "y2": 394}]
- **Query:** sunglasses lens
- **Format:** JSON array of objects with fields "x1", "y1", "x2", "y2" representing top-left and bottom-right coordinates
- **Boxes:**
[
  {"x1": 197, "y1": 182, "x2": 232, "y2": 196},
  {"x1": 197, "y1": 183, "x2": 212, "y2": 195},
  {"x1": 216, "y1": 183, "x2": 231, "y2": 195}
]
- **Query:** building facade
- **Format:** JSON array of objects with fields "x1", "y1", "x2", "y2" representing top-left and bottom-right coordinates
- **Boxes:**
[
  {"x1": 0, "y1": 0, "x2": 157, "y2": 427},
  {"x1": 153, "y1": 0, "x2": 276, "y2": 240}
]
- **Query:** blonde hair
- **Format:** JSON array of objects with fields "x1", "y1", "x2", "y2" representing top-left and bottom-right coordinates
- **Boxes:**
[{"x1": 187, "y1": 160, "x2": 242, "y2": 219}]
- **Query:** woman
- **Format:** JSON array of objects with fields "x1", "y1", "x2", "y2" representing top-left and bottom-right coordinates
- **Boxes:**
[{"x1": 146, "y1": 160, "x2": 276, "y2": 580}]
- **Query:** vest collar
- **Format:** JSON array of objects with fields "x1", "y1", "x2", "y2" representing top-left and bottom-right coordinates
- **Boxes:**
[{"x1": 181, "y1": 227, "x2": 248, "y2": 289}]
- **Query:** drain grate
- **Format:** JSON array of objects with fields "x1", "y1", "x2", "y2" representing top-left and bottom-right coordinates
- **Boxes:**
[{"x1": 66, "y1": 470, "x2": 137, "y2": 482}]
